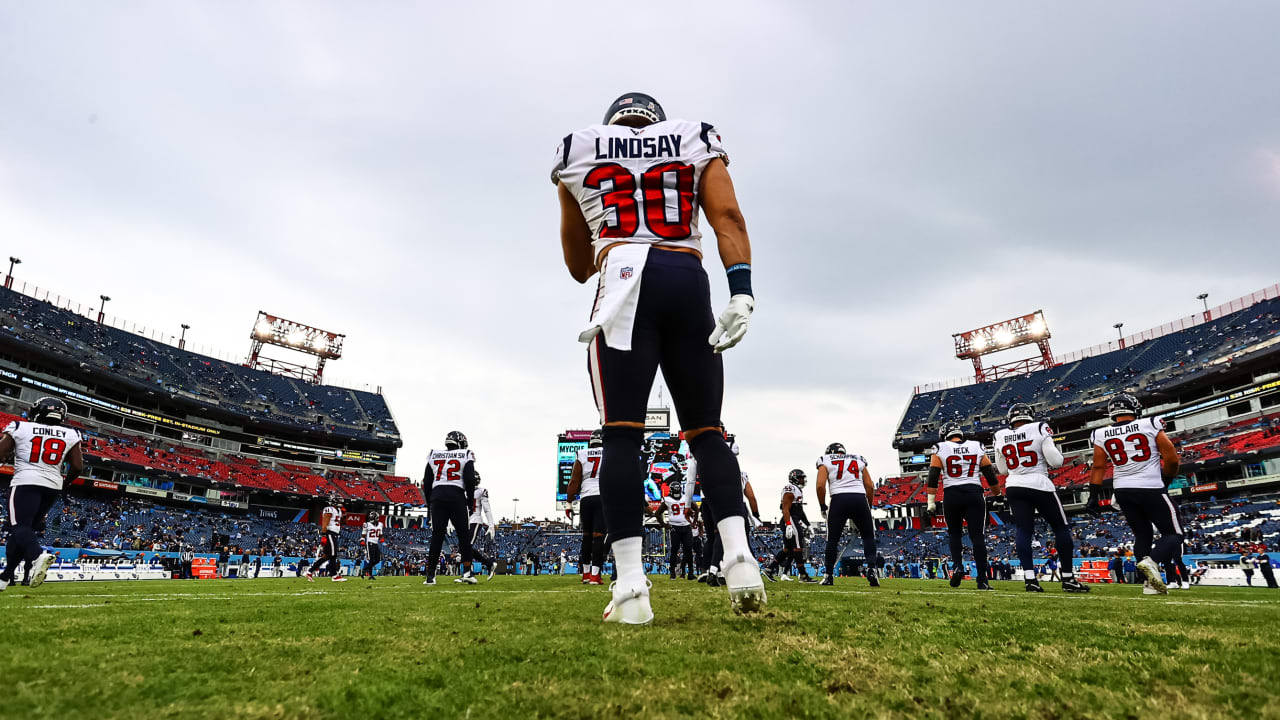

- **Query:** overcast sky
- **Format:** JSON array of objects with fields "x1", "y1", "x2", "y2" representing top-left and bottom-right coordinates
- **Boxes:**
[{"x1": 2, "y1": 3, "x2": 1277, "y2": 520}]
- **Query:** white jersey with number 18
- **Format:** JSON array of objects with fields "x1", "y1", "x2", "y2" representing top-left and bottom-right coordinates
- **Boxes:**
[{"x1": 3, "y1": 421, "x2": 81, "y2": 490}]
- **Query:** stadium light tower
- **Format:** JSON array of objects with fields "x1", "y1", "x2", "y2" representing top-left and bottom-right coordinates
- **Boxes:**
[
  {"x1": 953, "y1": 310, "x2": 1055, "y2": 384},
  {"x1": 179, "y1": 323, "x2": 190, "y2": 350},
  {"x1": 5, "y1": 256, "x2": 19, "y2": 289},
  {"x1": 1197, "y1": 293, "x2": 1209, "y2": 312},
  {"x1": 98, "y1": 295, "x2": 111, "y2": 324},
  {"x1": 245, "y1": 311, "x2": 344, "y2": 384}
]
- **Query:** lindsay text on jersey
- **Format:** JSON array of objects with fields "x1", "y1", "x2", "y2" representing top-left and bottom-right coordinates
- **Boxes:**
[{"x1": 594, "y1": 135, "x2": 682, "y2": 160}]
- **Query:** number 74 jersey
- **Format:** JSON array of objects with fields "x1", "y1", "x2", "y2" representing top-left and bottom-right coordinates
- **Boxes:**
[
  {"x1": 550, "y1": 119, "x2": 729, "y2": 261},
  {"x1": 3, "y1": 421, "x2": 82, "y2": 490}
]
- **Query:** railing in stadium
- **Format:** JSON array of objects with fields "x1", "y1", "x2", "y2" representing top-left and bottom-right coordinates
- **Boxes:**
[{"x1": 914, "y1": 283, "x2": 1280, "y2": 394}]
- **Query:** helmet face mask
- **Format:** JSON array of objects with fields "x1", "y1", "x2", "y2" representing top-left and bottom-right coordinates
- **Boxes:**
[
  {"x1": 788, "y1": 469, "x2": 807, "y2": 487},
  {"x1": 31, "y1": 397, "x2": 68, "y2": 426},
  {"x1": 1006, "y1": 403, "x2": 1035, "y2": 427},
  {"x1": 603, "y1": 92, "x2": 666, "y2": 127},
  {"x1": 1107, "y1": 393, "x2": 1142, "y2": 421},
  {"x1": 445, "y1": 431, "x2": 468, "y2": 450},
  {"x1": 941, "y1": 421, "x2": 964, "y2": 442},
  {"x1": 826, "y1": 443, "x2": 846, "y2": 456}
]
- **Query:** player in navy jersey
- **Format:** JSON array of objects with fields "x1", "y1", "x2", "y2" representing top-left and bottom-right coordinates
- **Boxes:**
[{"x1": 554, "y1": 93, "x2": 764, "y2": 623}]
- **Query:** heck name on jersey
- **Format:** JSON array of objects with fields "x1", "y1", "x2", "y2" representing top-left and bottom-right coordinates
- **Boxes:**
[
  {"x1": 934, "y1": 440, "x2": 984, "y2": 486},
  {"x1": 5, "y1": 421, "x2": 82, "y2": 489}
]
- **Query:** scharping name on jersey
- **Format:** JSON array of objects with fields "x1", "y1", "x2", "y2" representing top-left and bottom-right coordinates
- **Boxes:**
[
  {"x1": 1090, "y1": 417, "x2": 1166, "y2": 490},
  {"x1": 575, "y1": 447, "x2": 603, "y2": 498},
  {"x1": 428, "y1": 448, "x2": 475, "y2": 490},
  {"x1": 4, "y1": 420, "x2": 82, "y2": 490},
  {"x1": 551, "y1": 119, "x2": 729, "y2": 260},
  {"x1": 817, "y1": 452, "x2": 868, "y2": 495},
  {"x1": 933, "y1": 440, "x2": 985, "y2": 486}
]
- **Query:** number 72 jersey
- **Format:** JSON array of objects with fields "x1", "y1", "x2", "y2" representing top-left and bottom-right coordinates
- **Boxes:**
[
  {"x1": 3, "y1": 421, "x2": 82, "y2": 490},
  {"x1": 1090, "y1": 417, "x2": 1165, "y2": 489}
]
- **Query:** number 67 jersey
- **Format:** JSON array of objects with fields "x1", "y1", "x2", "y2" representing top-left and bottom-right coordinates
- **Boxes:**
[
  {"x1": 550, "y1": 119, "x2": 729, "y2": 260},
  {"x1": 1090, "y1": 417, "x2": 1165, "y2": 489},
  {"x1": 3, "y1": 420, "x2": 82, "y2": 490}
]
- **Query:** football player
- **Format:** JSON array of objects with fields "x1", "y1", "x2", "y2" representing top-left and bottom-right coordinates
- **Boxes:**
[
  {"x1": 306, "y1": 493, "x2": 346, "y2": 582},
  {"x1": 1086, "y1": 393, "x2": 1181, "y2": 596},
  {"x1": 815, "y1": 443, "x2": 879, "y2": 587},
  {"x1": 766, "y1": 470, "x2": 817, "y2": 583},
  {"x1": 423, "y1": 431, "x2": 479, "y2": 586},
  {"x1": 554, "y1": 93, "x2": 764, "y2": 623},
  {"x1": 468, "y1": 473, "x2": 497, "y2": 580},
  {"x1": 0, "y1": 397, "x2": 82, "y2": 590},
  {"x1": 360, "y1": 514, "x2": 385, "y2": 580},
  {"x1": 655, "y1": 482, "x2": 695, "y2": 580},
  {"x1": 993, "y1": 406, "x2": 1088, "y2": 593},
  {"x1": 566, "y1": 430, "x2": 606, "y2": 585},
  {"x1": 927, "y1": 421, "x2": 1003, "y2": 590}
]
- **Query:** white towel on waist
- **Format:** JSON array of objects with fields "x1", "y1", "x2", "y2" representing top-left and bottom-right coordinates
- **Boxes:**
[{"x1": 578, "y1": 244, "x2": 649, "y2": 352}]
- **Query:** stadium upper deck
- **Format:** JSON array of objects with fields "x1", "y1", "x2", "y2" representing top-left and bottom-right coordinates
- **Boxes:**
[
  {"x1": 894, "y1": 288, "x2": 1280, "y2": 452},
  {"x1": 0, "y1": 283, "x2": 399, "y2": 448}
]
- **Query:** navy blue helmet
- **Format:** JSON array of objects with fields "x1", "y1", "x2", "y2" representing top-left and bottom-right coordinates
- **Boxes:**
[
  {"x1": 603, "y1": 92, "x2": 666, "y2": 127},
  {"x1": 940, "y1": 421, "x2": 964, "y2": 442},
  {"x1": 31, "y1": 397, "x2": 68, "y2": 426},
  {"x1": 1005, "y1": 403, "x2": 1035, "y2": 427},
  {"x1": 445, "y1": 431, "x2": 468, "y2": 450},
  {"x1": 588, "y1": 430, "x2": 602, "y2": 448},
  {"x1": 1107, "y1": 393, "x2": 1142, "y2": 421},
  {"x1": 788, "y1": 468, "x2": 807, "y2": 486},
  {"x1": 826, "y1": 443, "x2": 846, "y2": 455}
]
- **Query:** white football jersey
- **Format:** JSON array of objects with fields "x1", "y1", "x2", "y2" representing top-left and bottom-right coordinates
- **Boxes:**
[
  {"x1": 3, "y1": 421, "x2": 81, "y2": 490},
  {"x1": 817, "y1": 452, "x2": 868, "y2": 495},
  {"x1": 933, "y1": 440, "x2": 986, "y2": 488},
  {"x1": 575, "y1": 447, "x2": 603, "y2": 498},
  {"x1": 781, "y1": 482, "x2": 804, "y2": 506},
  {"x1": 663, "y1": 495, "x2": 691, "y2": 527},
  {"x1": 323, "y1": 506, "x2": 343, "y2": 534},
  {"x1": 468, "y1": 486, "x2": 494, "y2": 525},
  {"x1": 362, "y1": 521, "x2": 384, "y2": 544},
  {"x1": 427, "y1": 448, "x2": 475, "y2": 491},
  {"x1": 993, "y1": 422, "x2": 1056, "y2": 492},
  {"x1": 551, "y1": 118, "x2": 729, "y2": 260},
  {"x1": 1091, "y1": 417, "x2": 1166, "y2": 490}
]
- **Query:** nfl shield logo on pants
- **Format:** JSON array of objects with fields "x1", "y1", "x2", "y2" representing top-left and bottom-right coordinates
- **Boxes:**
[{"x1": 619, "y1": 267, "x2": 633, "y2": 280}]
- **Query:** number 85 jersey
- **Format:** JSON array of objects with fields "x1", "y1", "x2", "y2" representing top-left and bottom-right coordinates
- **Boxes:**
[
  {"x1": 1091, "y1": 417, "x2": 1164, "y2": 489},
  {"x1": 3, "y1": 421, "x2": 81, "y2": 490},
  {"x1": 550, "y1": 119, "x2": 729, "y2": 261}
]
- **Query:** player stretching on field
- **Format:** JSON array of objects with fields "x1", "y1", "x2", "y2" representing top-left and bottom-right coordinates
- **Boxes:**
[
  {"x1": 555, "y1": 92, "x2": 764, "y2": 623},
  {"x1": 766, "y1": 470, "x2": 817, "y2": 583},
  {"x1": 360, "y1": 514, "x2": 385, "y2": 580},
  {"x1": 566, "y1": 430, "x2": 606, "y2": 585},
  {"x1": 0, "y1": 397, "x2": 82, "y2": 590},
  {"x1": 993, "y1": 406, "x2": 1088, "y2": 593},
  {"x1": 1087, "y1": 393, "x2": 1181, "y2": 596},
  {"x1": 816, "y1": 443, "x2": 879, "y2": 587},
  {"x1": 307, "y1": 494, "x2": 346, "y2": 582},
  {"x1": 423, "y1": 431, "x2": 479, "y2": 586},
  {"x1": 467, "y1": 473, "x2": 497, "y2": 579}
]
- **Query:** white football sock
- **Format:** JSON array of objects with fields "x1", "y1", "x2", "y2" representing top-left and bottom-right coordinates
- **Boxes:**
[
  {"x1": 717, "y1": 516, "x2": 750, "y2": 560},
  {"x1": 1024, "y1": 570, "x2": 1037, "y2": 580},
  {"x1": 612, "y1": 537, "x2": 644, "y2": 584}
]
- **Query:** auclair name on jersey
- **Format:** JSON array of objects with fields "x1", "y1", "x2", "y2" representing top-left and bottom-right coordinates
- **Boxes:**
[
  {"x1": 1100, "y1": 421, "x2": 1146, "y2": 439},
  {"x1": 593, "y1": 134, "x2": 682, "y2": 160}
]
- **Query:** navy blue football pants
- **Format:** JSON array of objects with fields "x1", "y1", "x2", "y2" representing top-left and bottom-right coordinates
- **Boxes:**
[
  {"x1": 943, "y1": 484, "x2": 990, "y2": 580},
  {"x1": 1007, "y1": 486, "x2": 1074, "y2": 577},
  {"x1": 1113, "y1": 488, "x2": 1182, "y2": 566},
  {"x1": 825, "y1": 492, "x2": 878, "y2": 576}
]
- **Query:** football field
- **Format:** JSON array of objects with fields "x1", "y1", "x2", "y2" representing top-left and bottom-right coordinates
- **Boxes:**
[{"x1": 3, "y1": 576, "x2": 1278, "y2": 719}]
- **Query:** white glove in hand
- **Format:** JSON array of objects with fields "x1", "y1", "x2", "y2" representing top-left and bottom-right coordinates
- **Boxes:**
[
  {"x1": 927, "y1": 498, "x2": 937, "y2": 514},
  {"x1": 708, "y1": 295, "x2": 754, "y2": 354},
  {"x1": 488, "y1": 526, "x2": 496, "y2": 539},
  {"x1": 784, "y1": 524, "x2": 795, "y2": 540}
]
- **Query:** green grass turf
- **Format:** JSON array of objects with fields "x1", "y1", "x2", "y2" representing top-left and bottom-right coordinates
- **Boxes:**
[{"x1": 2, "y1": 575, "x2": 1278, "y2": 719}]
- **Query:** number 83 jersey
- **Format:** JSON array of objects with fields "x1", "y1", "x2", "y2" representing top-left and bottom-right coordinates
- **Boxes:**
[
  {"x1": 1090, "y1": 417, "x2": 1164, "y2": 489},
  {"x1": 551, "y1": 119, "x2": 729, "y2": 261},
  {"x1": 3, "y1": 421, "x2": 82, "y2": 490}
]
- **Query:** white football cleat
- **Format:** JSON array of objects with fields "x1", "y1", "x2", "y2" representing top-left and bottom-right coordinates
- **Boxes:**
[
  {"x1": 1180, "y1": 581, "x2": 1191, "y2": 590},
  {"x1": 1141, "y1": 581, "x2": 1163, "y2": 595},
  {"x1": 28, "y1": 552, "x2": 56, "y2": 589},
  {"x1": 1136, "y1": 557, "x2": 1167, "y2": 594},
  {"x1": 455, "y1": 572, "x2": 478, "y2": 585},
  {"x1": 422, "y1": 578, "x2": 436, "y2": 586},
  {"x1": 722, "y1": 553, "x2": 767, "y2": 614},
  {"x1": 602, "y1": 577, "x2": 653, "y2": 625}
]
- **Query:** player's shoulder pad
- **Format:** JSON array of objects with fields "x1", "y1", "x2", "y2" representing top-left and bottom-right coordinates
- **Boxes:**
[
  {"x1": 1150, "y1": 416, "x2": 1166, "y2": 433},
  {"x1": 2, "y1": 421, "x2": 16, "y2": 435}
]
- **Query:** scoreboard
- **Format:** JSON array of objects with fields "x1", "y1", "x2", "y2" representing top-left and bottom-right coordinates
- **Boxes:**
[{"x1": 556, "y1": 428, "x2": 735, "y2": 507}]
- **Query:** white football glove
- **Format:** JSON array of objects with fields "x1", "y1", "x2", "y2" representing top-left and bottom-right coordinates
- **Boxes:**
[
  {"x1": 784, "y1": 524, "x2": 795, "y2": 540},
  {"x1": 488, "y1": 526, "x2": 496, "y2": 540},
  {"x1": 926, "y1": 498, "x2": 937, "y2": 514},
  {"x1": 708, "y1": 295, "x2": 754, "y2": 354}
]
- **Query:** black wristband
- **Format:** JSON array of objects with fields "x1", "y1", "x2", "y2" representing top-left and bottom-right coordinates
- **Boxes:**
[{"x1": 726, "y1": 263, "x2": 753, "y2": 298}]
